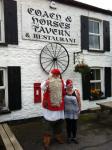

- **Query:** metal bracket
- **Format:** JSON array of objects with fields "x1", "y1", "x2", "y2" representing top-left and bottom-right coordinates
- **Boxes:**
[{"x1": 73, "y1": 52, "x2": 82, "y2": 64}]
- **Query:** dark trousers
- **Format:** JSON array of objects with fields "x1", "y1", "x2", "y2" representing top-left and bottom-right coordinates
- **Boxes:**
[
  {"x1": 65, "y1": 118, "x2": 77, "y2": 138},
  {"x1": 43, "y1": 118, "x2": 64, "y2": 135}
]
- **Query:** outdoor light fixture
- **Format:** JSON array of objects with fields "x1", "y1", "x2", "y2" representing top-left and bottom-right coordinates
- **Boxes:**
[
  {"x1": 74, "y1": 52, "x2": 82, "y2": 64},
  {"x1": 49, "y1": 1, "x2": 57, "y2": 9}
]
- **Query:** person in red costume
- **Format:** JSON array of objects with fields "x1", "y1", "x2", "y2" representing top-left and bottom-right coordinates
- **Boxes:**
[{"x1": 41, "y1": 68, "x2": 65, "y2": 150}]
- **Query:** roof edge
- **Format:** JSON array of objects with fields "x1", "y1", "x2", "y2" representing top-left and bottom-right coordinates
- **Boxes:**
[{"x1": 54, "y1": 0, "x2": 112, "y2": 16}]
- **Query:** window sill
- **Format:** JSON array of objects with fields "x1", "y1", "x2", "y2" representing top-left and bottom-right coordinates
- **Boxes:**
[
  {"x1": 89, "y1": 96, "x2": 106, "y2": 101},
  {"x1": 0, "y1": 108, "x2": 11, "y2": 115},
  {"x1": 88, "y1": 49, "x2": 105, "y2": 53},
  {"x1": 0, "y1": 43, "x2": 8, "y2": 46}
]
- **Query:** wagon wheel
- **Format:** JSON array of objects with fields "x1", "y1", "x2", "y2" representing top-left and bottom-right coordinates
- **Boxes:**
[{"x1": 40, "y1": 43, "x2": 69, "y2": 74}]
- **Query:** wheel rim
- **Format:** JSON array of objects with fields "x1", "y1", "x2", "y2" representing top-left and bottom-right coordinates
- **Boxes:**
[{"x1": 40, "y1": 42, "x2": 69, "y2": 74}]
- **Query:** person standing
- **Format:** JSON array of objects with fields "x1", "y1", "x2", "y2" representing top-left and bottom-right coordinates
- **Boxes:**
[
  {"x1": 64, "y1": 79, "x2": 81, "y2": 144},
  {"x1": 41, "y1": 68, "x2": 65, "y2": 150}
]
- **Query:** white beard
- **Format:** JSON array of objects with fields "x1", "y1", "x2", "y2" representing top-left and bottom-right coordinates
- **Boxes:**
[{"x1": 49, "y1": 78, "x2": 62, "y2": 107}]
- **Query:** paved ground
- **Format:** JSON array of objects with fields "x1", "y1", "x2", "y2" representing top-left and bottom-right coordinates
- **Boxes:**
[
  {"x1": 8, "y1": 111, "x2": 112, "y2": 150},
  {"x1": 0, "y1": 135, "x2": 6, "y2": 150}
]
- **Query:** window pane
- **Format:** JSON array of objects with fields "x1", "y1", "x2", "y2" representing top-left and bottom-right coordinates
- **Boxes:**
[
  {"x1": 89, "y1": 20, "x2": 99, "y2": 34},
  {"x1": 90, "y1": 68, "x2": 104, "y2": 100},
  {"x1": 90, "y1": 83, "x2": 101, "y2": 90},
  {"x1": 0, "y1": 1, "x2": 2, "y2": 19},
  {"x1": 89, "y1": 35, "x2": 100, "y2": 49},
  {"x1": 93, "y1": 22, "x2": 99, "y2": 34},
  {"x1": 90, "y1": 69, "x2": 101, "y2": 80},
  {"x1": 0, "y1": 21, "x2": 1, "y2": 41},
  {"x1": 0, "y1": 89, "x2": 5, "y2": 108},
  {"x1": 89, "y1": 21, "x2": 94, "y2": 33},
  {"x1": 90, "y1": 69, "x2": 95, "y2": 80},
  {"x1": 90, "y1": 83, "x2": 95, "y2": 89},
  {"x1": 96, "y1": 69, "x2": 100, "y2": 80},
  {"x1": 0, "y1": 70, "x2": 3, "y2": 86},
  {"x1": 89, "y1": 35, "x2": 94, "y2": 49},
  {"x1": 94, "y1": 36, "x2": 100, "y2": 49},
  {"x1": 96, "y1": 83, "x2": 101, "y2": 90}
]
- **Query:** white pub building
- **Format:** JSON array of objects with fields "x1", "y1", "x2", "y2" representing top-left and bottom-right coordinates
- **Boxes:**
[{"x1": 0, "y1": 0, "x2": 112, "y2": 122}]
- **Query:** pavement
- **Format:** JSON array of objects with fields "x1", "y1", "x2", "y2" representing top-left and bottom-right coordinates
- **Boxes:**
[{"x1": 7, "y1": 111, "x2": 112, "y2": 150}]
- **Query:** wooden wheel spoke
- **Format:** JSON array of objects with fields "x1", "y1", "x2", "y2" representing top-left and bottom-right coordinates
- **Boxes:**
[
  {"x1": 57, "y1": 62, "x2": 64, "y2": 72},
  {"x1": 49, "y1": 62, "x2": 54, "y2": 72},
  {"x1": 41, "y1": 59, "x2": 52, "y2": 64},
  {"x1": 42, "y1": 49, "x2": 53, "y2": 58},
  {"x1": 46, "y1": 46, "x2": 54, "y2": 57},
  {"x1": 57, "y1": 50, "x2": 65, "y2": 58},
  {"x1": 57, "y1": 55, "x2": 68, "y2": 59},
  {"x1": 40, "y1": 43, "x2": 69, "y2": 74},
  {"x1": 56, "y1": 46, "x2": 62, "y2": 58},
  {"x1": 44, "y1": 61, "x2": 54, "y2": 69},
  {"x1": 58, "y1": 60, "x2": 67, "y2": 67}
]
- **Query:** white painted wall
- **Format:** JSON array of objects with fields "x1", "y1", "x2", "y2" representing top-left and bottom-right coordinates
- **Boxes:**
[{"x1": 0, "y1": 0, "x2": 112, "y2": 122}]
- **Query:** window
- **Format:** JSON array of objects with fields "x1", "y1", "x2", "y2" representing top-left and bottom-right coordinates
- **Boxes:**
[
  {"x1": 90, "y1": 68, "x2": 104, "y2": 100},
  {"x1": 0, "y1": 0, "x2": 5, "y2": 43},
  {"x1": 81, "y1": 15, "x2": 110, "y2": 52},
  {"x1": 89, "y1": 19, "x2": 102, "y2": 50},
  {"x1": 0, "y1": 68, "x2": 8, "y2": 110}
]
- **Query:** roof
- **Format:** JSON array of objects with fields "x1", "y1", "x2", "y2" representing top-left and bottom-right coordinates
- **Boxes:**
[{"x1": 54, "y1": 0, "x2": 112, "y2": 16}]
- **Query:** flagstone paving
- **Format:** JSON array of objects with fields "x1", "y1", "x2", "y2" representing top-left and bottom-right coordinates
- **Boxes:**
[{"x1": 8, "y1": 112, "x2": 112, "y2": 150}]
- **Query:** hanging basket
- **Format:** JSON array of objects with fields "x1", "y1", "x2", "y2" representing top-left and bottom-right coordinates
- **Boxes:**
[{"x1": 74, "y1": 62, "x2": 90, "y2": 74}]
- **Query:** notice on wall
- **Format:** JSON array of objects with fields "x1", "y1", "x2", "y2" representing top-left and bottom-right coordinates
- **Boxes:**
[{"x1": 22, "y1": 4, "x2": 78, "y2": 45}]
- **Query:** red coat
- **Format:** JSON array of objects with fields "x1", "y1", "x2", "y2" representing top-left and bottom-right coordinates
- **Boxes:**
[{"x1": 42, "y1": 79, "x2": 65, "y2": 111}]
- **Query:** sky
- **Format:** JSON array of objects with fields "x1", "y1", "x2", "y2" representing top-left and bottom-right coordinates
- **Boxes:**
[{"x1": 76, "y1": 0, "x2": 112, "y2": 11}]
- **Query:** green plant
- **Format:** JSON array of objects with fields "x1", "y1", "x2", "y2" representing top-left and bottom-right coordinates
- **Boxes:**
[{"x1": 74, "y1": 62, "x2": 90, "y2": 74}]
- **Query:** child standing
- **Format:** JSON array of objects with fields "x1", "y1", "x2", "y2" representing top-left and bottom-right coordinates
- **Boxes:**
[{"x1": 64, "y1": 79, "x2": 81, "y2": 144}]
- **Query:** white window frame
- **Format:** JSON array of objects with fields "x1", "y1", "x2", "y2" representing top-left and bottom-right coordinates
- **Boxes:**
[
  {"x1": 0, "y1": 68, "x2": 8, "y2": 110},
  {"x1": 0, "y1": 0, "x2": 5, "y2": 43},
  {"x1": 90, "y1": 67, "x2": 105, "y2": 99},
  {"x1": 89, "y1": 19, "x2": 103, "y2": 51}
]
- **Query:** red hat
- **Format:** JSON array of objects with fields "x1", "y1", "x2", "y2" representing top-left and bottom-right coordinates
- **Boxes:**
[
  {"x1": 66, "y1": 79, "x2": 73, "y2": 87},
  {"x1": 51, "y1": 68, "x2": 61, "y2": 75}
]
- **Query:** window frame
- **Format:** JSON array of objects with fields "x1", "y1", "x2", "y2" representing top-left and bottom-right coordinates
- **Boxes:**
[
  {"x1": 89, "y1": 19, "x2": 103, "y2": 51},
  {"x1": 0, "y1": 0, "x2": 5, "y2": 43},
  {"x1": 0, "y1": 67, "x2": 8, "y2": 110},
  {"x1": 90, "y1": 67, "x2": 105, "y2": 100}
]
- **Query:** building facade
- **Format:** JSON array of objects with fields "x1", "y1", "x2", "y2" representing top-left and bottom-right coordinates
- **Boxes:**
[{"x1": 0, "y1": 0, "x2": 112, "y2": 122}]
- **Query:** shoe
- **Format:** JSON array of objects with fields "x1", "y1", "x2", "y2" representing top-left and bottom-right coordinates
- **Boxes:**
[
  {"x1": 66, "y1": 138, "x2": 71, "y2": 144},
  {"x1": 43, "y1": 134, "x2": 51, "y2": 149},
  {"x1": 71, "y1": 138, "x2": 79, "y2": 144},
  {"x1": 55, "y1": 134, "x2": 64, "y2": 144}
]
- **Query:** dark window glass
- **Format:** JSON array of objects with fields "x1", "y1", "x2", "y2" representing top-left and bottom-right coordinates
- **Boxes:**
[
  {"x1": 0, "y1": 89, "x2": 5, "y2": 107},
  {"x1": 90, "y1": 69, "x2": 103, "y2": 100},
  {"x1": 90, "y1": 69, "x2": 95, "y2": 80},
  {"x1": 0, "y1": 70, "x2": 3, "y2": 86},
  {"x1": 96, "y1": 69, "x2": 100, "y2": 80}
]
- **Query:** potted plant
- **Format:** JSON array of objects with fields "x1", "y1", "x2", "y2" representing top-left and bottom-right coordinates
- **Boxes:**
[
  {"x1": 74, "y1": 61, "x2": 90, "y2": 74},
  {"x1": 90, "y1": 88, "x2": 103, "y2": 100}
]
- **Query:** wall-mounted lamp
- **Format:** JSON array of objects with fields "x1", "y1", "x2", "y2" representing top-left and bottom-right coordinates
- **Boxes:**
[
  {"x1": 73, "y1": 52, "x2": 82, "y2": 64},
  {"x1": 49, "y1": 1, "x2": 57, "y2": 9}
]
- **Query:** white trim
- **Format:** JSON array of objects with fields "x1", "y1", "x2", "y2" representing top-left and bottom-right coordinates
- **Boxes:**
[
  {"x1": 0, "y1": 0, "x2": 5, "y2": 43},
  {"x1": 0, "y1": 68, "x2": 8, "y2": 109}
]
